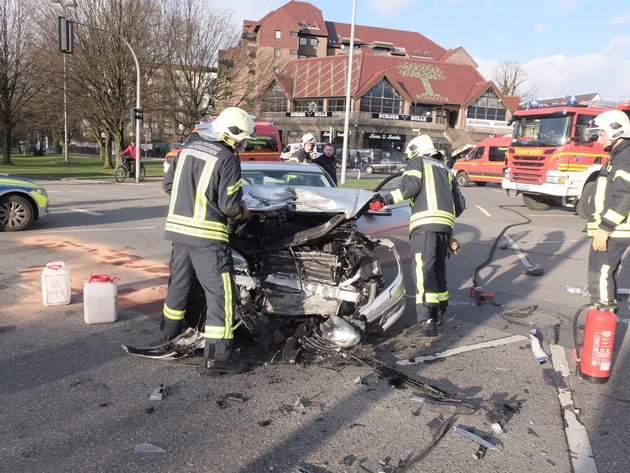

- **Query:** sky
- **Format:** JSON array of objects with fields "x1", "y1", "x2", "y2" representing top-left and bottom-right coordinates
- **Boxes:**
[{"x1": 231, "y1": 0, "x2": 630, "y2": 102}]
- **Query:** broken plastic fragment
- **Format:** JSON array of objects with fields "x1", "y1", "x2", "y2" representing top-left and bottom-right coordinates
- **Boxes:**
[
  {"x1": 134, "y1": 443, "x2": 166, "y2": 453},
  {"x1": 522, "y1": 267, "x2": 544, "y2": 276},
  {"x1": 529, "y1": 329, "x2": 549, "y2": 364},
  {"x1": 566, "y1": 286, "x2": 588, "y2": 296}
]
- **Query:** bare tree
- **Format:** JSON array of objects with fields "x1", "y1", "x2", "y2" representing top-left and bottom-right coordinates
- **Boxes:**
[
  {"x1": 492, "y1": 61, "x2": 539, "y2": 107},
  {"x1": 159, "y1": 0, "x2": 239, "y2": 136},
  {"x1": 0, "y1": 0, "x2": 42, "y2": 165}
]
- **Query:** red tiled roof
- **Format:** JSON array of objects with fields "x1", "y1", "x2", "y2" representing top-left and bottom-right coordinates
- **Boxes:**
[
  {"x1": 249, "y1": 1, "x2": 329, "y2": 37},
  {"x1": 281, "y1": 54, "x2": 487, "y2": 105}
]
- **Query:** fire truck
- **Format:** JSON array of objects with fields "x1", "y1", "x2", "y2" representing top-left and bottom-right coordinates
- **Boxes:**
[{"x1": 501, "y1": 98, "x2": 630, "y2": 218}]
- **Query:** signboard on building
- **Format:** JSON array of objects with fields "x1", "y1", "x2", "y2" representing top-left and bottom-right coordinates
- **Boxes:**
[
  {"x1": 466, "y1": 118, "x2": 510, "y2": 128},
  {"x1": 371, "y1": 113, "x2": 432, "y2": 122},
  {"x1": 367, "y1": 133, "x2": 404, "y2": 141},
  {"x1": 322, "y1": 130, "x2": 351, "y2": 138},
  {"x1": 286, "y1": 111, "x2": 333, "y2": 118}
]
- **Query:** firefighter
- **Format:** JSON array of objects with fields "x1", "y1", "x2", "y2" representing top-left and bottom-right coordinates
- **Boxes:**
[
  {"x1": 289, "y1": 133, "x2": 316, "y2": 162},
  {"x1": 160, "y1": 107, "x2": 255, "y2": 374},
  {"x1": 370, "y1": 135, "x2": 466, "y2": 336},
  {"x1": 586, "y1": 109, "x2": 630, "y2": 313}
]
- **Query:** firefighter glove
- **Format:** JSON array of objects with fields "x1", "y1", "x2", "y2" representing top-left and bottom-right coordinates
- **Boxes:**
[
  {"x1": 369, "y1": 194, "x2": 385, "y2": 212},
  {"x1": 447, "y1": 237, "x2": 461, "y2": 257},
  {"x1": 592, "y1": 228, "x2": 610, "y2": 251}
]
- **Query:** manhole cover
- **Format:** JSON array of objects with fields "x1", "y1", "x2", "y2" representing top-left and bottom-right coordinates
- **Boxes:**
[{"x1": 498, "y1": 305, "x2": 573, "y2": 329}]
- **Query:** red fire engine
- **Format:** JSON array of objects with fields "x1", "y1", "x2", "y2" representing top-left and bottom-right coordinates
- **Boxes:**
[{"x1": 502, "y1": 98, "x2": 630, "y2": 218}]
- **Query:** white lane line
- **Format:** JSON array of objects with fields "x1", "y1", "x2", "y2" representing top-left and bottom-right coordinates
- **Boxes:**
[
  {"x1": 396, "y1": 334, "x2": 528, "y2": 365},
  {"x1": 476, "y1": 205, "x2": 492, "y2": 217},
  {"x1": 549, "y1": 344, "x2": 598, "y2": 473},
  {"x1": 504, "y1": 234, "x2": 532, "y2": 268},
  {"x1": 36, "y1": 226, "x2": 156, "y2": 233},
  {"x1": 71, "y1": 209, "x2": 104, "y2": 216}
]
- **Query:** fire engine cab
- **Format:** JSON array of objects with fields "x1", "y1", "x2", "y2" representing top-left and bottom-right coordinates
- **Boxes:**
[{"x1": 502, "y1": 97, "x2": 630, "y2": 218}]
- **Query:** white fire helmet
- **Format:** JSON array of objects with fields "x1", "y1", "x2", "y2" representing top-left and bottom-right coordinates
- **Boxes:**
[
  {"x1": 301, "y1": 133, "x2": 317, "y2": 146},
  {"x1": 209, "y1": 107, "x2": 256, "y2": 147},
  {"x1": 405, "y1": 135, "x2": 437, "y2": 160},
  {"x1": 592, "y1": 110, "x2": 630, "y2": 141}
]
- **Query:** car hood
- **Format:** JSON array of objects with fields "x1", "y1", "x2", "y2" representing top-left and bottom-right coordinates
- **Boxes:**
[
  {"x1": 242, "y1": 184, "x2": 374, "y2": 218},
  {"x1": 0, "y1": 175, "x2": 43, "y2": 191}
]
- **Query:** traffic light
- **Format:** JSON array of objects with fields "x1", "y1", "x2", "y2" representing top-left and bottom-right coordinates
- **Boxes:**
[
  {"x1": 130, "y1": 107, "x2": 136, "y2": 127},
  {"x1": 58, "y1": 16, "x2": 73, "y2": 54},
  {"x1": 134, "y1": 107, "x2": 144, "y2": 120}
]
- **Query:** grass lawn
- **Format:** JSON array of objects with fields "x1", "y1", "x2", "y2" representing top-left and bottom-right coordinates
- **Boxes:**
[{"x1": 0, "y1": 153, "x2": 384, "y2": 190}]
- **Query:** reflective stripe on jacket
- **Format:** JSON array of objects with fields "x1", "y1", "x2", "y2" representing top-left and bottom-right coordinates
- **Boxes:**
[
  {"x1": 587, "y1": 140, "x2": 630, "y2": 238},
  {"x1": 163, "y1": 139, "x2": 244, "y2": 245},
  {"x1": 383, "y1": 154, "x2": 465, "y2": 234}
]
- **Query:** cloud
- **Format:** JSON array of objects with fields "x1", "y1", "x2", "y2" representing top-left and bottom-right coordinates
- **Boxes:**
[
  {"x1": 611, "y1": 14, "x2": 630, "y2": 25},
  {"x1": 534, "y1": 23, "x2": 549, "y2": 33},
  {"x1": 365, "y1": 0, "x2": 416, "y2": 17},
  {"x1": 603, "y1": 35, "x2": 630, "y2": 57}
]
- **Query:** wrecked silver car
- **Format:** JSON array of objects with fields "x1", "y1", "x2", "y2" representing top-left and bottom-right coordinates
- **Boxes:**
[{"x1": 124, "y1": 178, "x2": 406, "y2": 359}]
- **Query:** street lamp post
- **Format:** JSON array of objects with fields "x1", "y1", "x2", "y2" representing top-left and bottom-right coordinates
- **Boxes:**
[{"x1": 340, "y1": 0, "x2": 357, "y2": 185}]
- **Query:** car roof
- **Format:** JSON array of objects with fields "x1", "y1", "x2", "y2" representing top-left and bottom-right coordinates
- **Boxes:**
[{"x1": 241, "y1": 162, "x2": 325, "y2": 173}]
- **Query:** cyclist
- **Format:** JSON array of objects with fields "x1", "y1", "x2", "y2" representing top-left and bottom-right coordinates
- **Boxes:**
[{"x1": 121, "y1": 140, "x2": 137, "y2": 173}]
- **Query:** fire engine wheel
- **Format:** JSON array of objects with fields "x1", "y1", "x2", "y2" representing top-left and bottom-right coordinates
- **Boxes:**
[
  {"x1": 456, "y1": 172, "x2": 470, "y2": 187},
  {"x1": 522, "y1": 193, "x2": 550, "y2": 211},
  {"x1": 576, "y1": 182, "x2": 596, "y2": 220}
]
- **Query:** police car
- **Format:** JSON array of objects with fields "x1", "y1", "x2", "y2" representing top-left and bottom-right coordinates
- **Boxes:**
[{"x1": 0, "y1": 176, "x2": 49, "y2": 231}]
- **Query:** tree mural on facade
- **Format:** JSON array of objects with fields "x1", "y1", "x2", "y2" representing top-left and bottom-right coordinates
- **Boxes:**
[{"x1": 398, "y1": 62, "x2": 448, "y2": 102}]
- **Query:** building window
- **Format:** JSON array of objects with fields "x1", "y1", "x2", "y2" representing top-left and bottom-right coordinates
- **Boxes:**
[
  {"x1": 274, "y1": 48, "x2": 281, "y2": 58},
  {"x1": 328, "y1": 99, "x2": 346, "y2": 111},
  {"x1": 293, "y1": 99, "x2": 324, "y2": 112},
  {"x1": 275, "y1": 30, "x2": 281, "y2": 39},
  {"x1": 290, "y1": 31, "x2": 298, "y2": 37},
  {"x1": 467, "y1": 89, "x2": 507, "y2": 121},
  {"x1": 261, "y1": 82, "x2": 287, "y2": 113},
  {"x1": 298, "y1": 55, "x2": 306, "y2": 59},
  {"x1": 299, "y1": 37, "x2": 308, "y2": 46},
  {"x1": 273, "y1": 66, "x2": 280, "y2": 73},
  {"x1": 290, "y1": 49, "x2": 298, "y2": 55},
  {"x1": 359, "y1": 78, "x2": 403, "y2": 114},
  {"x1": 411, "y1": 103, "x2": 432, "y2": 116},
  {"x1": 309, "y1": 38, "x2": 318, "y2": 47}
]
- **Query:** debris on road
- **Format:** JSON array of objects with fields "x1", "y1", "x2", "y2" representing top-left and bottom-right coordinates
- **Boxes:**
[
  {"x1": 530, "y1": 329, "x2": 549, "y2": 364},
  {"x1": 149, "y1": 384, "x2": 166, "y2": 400},
  {"x1": 398, "y1": 416, "x2": 455, "y2": 472},
  {"x1": 134, "y1": 443, "x2": 166, "y2": 453},
  {"x1": 453, "y1": 425, "x2": 499, "y2": 451},
  {"x1": 410, "y1": 394, "x2": 476, "y2": 415}
]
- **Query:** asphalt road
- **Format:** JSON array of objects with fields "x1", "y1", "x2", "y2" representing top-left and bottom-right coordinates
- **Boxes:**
[{"x1": 2, "y1": 178, "x2": 630, "y2": 472}]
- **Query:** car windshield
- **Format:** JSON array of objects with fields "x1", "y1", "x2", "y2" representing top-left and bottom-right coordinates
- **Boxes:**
[
  {"x1": 512, "y1": 115, "x2": 572, "y2": 146},
  {"x1": 242, "y1": 169, "x2": 334, "y2": 187}
]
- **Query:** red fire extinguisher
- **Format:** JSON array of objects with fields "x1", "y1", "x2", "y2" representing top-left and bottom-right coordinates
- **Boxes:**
[{"x1": 573, "y1": 304, "x2": 618, "y2": 384}]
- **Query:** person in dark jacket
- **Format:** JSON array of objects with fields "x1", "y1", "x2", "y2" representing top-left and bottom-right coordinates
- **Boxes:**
[
  {"x1": 370, "y1": 135, "x2": 466, "y2": 337},
  {"x1": 314, "y1": 142, "x2": 337, "y2": 185},
  {"x1": 586, "y1": 110, "x2": 630, "y2": 313},
  {"x1": 161, "y1": 107, "x2": 255, "y2": 374}
]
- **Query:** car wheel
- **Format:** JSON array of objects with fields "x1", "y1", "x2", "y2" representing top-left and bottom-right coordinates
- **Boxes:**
[
  {"x1": 522, "y1": 193, "x2": 550, "y2": 211},
  {"x1": 576, "y1": 181, "x2": 595, "y2": 219},
  {"x1": 365, "y1": 166, "x2": 374, "y2": 174},
  {"x1": 456, "y1": 172, "x2": 470, "y2": 187},
  {"x1": 0, "y1": 195, "x2": 35, "y2": 231}
]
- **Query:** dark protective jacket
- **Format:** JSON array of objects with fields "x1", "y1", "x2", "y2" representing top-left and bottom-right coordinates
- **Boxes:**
[
  {"x1": 587, "y1": 139, "x2": 630, "y2": 238},
  {"x1": 313, "y1": 153, "x2": 337, "y2": 185},
  {"x1": 162, "y1": 139, "x2": 244, "y2": 245},
  {"x1": 288, "y1": 147, "x2": 312, "y2": 163},
  {"x1": 383, "y1": 152, "x2": 465, "y2": 235}
]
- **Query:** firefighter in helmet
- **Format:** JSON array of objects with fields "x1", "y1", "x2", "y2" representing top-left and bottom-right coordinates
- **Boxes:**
[
  {"x1": 289, "y1": 133, "x2": 316, "y2": 162},
  {"x1": 161, "y1": 107, "x2": 255, "y2": 374},
  {"x1": 370, "y1": 135, "x2": 466, "y2": 336},
  {"x1": 586, "y1": 109, "x2": 630, "y2": 312}
]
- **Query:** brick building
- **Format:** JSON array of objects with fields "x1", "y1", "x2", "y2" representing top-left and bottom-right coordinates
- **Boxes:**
[{"x1": 221, "y1": 0, "x2": 519, "y2": 158}]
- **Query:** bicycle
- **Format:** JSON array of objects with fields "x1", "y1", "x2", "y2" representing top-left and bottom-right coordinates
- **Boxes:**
[{"x1": 115, "y1": 160, "x2": 146, "y2": 182}]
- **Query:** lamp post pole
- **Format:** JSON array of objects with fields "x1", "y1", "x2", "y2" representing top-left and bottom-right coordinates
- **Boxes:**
[{"x1": 340, "y1": 0, "x2": 357, "y2": 185}]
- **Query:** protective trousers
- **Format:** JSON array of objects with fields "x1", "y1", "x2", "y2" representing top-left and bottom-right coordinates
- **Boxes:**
[
  {"x1": 162, "y1": 241, "x2": 235, "y2": 362},
  {"x1": 410, "y1": 229, "x2": 450, "y2": 322},
  {"x1": 587, "y1": 237, "x2": 630, "y2": 308}
]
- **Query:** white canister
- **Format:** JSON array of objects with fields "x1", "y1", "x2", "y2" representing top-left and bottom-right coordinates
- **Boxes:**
[
  {"x1": 42, "y1": 261, "x2": 72, "y2": 306},
  {"x1": 83, "y1": 274, "x2": 120, "y2": 324}
]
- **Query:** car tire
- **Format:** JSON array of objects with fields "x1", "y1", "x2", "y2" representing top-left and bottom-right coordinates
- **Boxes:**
[
  {"x1": 576, "y1": 181, "x2": 595, "y2": 219},
  {"x1": 522, "y1": 193, "x2": 551, "y2": 211},
  {"x1": 0, "y1": 195, "x2": 35, "y2": 231},
  {"x1": 365, "y1": 166, "x2": 374, "y2": 174},
  {"x1": 456, "y1": 172, "x2": 470, "y2": 187}
]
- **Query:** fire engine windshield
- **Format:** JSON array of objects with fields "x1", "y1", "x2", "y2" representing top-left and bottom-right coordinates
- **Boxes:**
[{"x1": 512, "y1": 115, "x2": 572, "y2": 146}]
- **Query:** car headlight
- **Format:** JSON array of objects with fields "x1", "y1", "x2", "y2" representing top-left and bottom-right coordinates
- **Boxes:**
[{"x1": 34, "y1": 188, "x2": 48, "y2": 198}]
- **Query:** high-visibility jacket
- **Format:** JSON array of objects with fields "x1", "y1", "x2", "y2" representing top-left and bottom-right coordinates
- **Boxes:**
[
  {"x1": 383, "y1": 153, "x2": 465, "y2": 234},
  {"x1": 288, "y1": 148, "x2": 312, "y2": 163},
  {"x1": 163, "y1": 139, "x2": 244, "y2": 245},
  {"x1": 587, "y1": 140, "x2": 630, "y2": 238}
]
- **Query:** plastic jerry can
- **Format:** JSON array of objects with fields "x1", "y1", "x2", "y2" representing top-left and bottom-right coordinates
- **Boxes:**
[
  {"x1": 83, "y1": 274, "x2": 120, "y2": 324},
  {"x1": 42, "y1": 261, "x2": 72, "y2": 306}
]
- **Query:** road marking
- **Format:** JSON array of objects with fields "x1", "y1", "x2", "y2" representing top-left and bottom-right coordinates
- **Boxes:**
[
  {"x1": 549, "y1": 344, "x2": 598, "y2": 473},
  {"x1": 397, "y1": 334, "x2": 528, "y2": 365},
  {"x1": 476, "y1": 205, "x2": 492, "y2": 217},
  {"x1": 504, "y1": 235, "x2": 533, "y2": 268},
  {"x1": 36, "y1": 226, "x2": 156, "y2": 233},
  {"x1": 71, "y1": 209, "x2": 104, "y2": 216},
  {"x1": 517, "y1": 239, "x2": 584, "y2": 244}
]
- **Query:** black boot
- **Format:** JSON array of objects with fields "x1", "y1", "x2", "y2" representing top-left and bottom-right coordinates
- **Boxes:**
[{"x1": 205, "y1": 359, "x2": 249, "y2": 374}]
